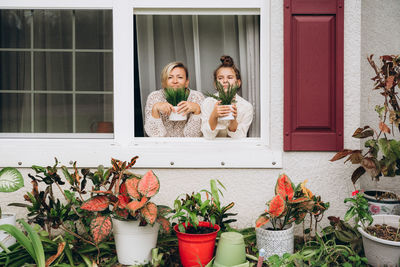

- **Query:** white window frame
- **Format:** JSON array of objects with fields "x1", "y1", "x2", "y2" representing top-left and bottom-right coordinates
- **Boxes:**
[{"x1": 0, "y1": 0, "x2": 282, "y2": 169}]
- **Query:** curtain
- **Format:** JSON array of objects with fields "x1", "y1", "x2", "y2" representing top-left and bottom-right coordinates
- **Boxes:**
[{"x1": 136, "y1": 14, "x2": 260, "y2": 137}]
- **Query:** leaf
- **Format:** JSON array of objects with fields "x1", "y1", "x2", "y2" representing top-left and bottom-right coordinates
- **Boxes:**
[
  {"x1": 142, "y1": 202, "x2": 158, "y2": 225},
  {"x1": 90, "y1": 215, "x2": 112, "y2": 244},
  {"x1": 0, "y1": 223, "x2": 36, "y2": 262},
  {"x1": 45, "y1": 241, "x2": 66, "y2": 267},
  {"x1": 0, "y1": 167, "x2": 24, "y2": 192},
  {"x1": 386, "y1": 76, "x2": 395, "y2": 89},
  {"x1": 361, "y1": 157, "x2": 379, "y2": 178},
  {"x1": 255, "y1": 216, "x2": 269, "y2": 228},
  {"x1": 379, "y1": 121, "x2": 391, "y2": 134},
  {"x1": 344, "y1": 150, "x2": 363, "y2": 164},
  {"x1": 268, "y1": 195, "x2": 285, "y2": 217},
  {"x1": 125, "y1": 177, "x2": 141, "y2": 199},
  {"x1": 80, "y1": 196, "x2": 109, "y2": 211},
  {"x1": 156, "y1": 216, "x2": 171, "y2": 232},
  {"x1": 138, "y1": 170, "x2": 160, "y2": 198},
  {"x1": 275, "y1": 174, "x2": 294, "y2": 200},
  {"x1": 61, "y1": 166, "x2": 74, "y2": 185},
  {"x1": 351, "y1": 166, "x2": 366, "y2": 184},
  {"x1": 115, "y1": 209, "x2": 129, "y2": 219},
  {"x1": 352, "y1": 126, "x2": 374, "y2": 139},
  {"x1": 329, "y1": 150, "x2": 354, "y2": 162},
  {"x1": 20, "y1": 219, "x2": 46, "y2": 267},
  {"x1": 288, "y1": 197, "x2": 310, "y2": 204},
  {"x1": 126, "y1": 196, "x2": 148, "y2": 212}
]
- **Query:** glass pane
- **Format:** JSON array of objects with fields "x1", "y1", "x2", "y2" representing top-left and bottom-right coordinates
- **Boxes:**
[
  {"x1": 34, "y1": 10, "x2": 72, "y2": 49},
  {"x1": 76, "y1": 94, "x2": 113, "y2": 133},
  {"x1": 34, "y1": 94, "x2": 72, "y2": 133},
  {"x1": 34, "y1": 52, "x2": 72, "y2": 91},
  {"x1": 0, "y1": 93, "x2": 31, "y2": 132},
  {"x1": 75, "y1": 10, "x2": 113, "y2": 49},
  {"x1": 76, "y1": 52, "x2": 113, "y2": 91},
  {"x1": 0, "y1": 52, "x2": 31, "y2": 90},
  {"x1": 0, "y1": 10, "x2": 31, "y2": 48}
]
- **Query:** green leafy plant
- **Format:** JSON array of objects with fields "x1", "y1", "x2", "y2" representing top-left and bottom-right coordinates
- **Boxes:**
[
  {"x1": 330, "y1": 55, "x2": 400, "y2": 184},
  {"x1": 171, "y1": 179, "x2": 236, "y2": 233},
  {"x1": 164, "y1": 87, "x2": 189, "y2": 106},
  {"x1": 0, "y1": 167, "x2": 23, "y2": 218},
  {"x1": 344, "y1": 191, "x2": 373, "y2": 229},
  {"x1": 255, "y1": 174, "x2": 312, "y2": 230},
  {"x1": 205, "y1": 81, "x2": 239, "y2": 105}
]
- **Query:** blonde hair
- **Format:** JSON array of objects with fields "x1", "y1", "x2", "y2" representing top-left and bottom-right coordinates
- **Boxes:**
[{"x1": 160, "y1": 62, "x2": 189, "y2": 88}]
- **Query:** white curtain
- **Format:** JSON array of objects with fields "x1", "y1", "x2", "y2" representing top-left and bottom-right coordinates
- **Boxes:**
[{"x1": 136, "y1": 14, "x2": 260, "y2": 137}]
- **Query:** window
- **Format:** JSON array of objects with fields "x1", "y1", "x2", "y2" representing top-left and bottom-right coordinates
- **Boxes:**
[{"x1": 0, "y1": 0, "x2": 281, "y2": 168}]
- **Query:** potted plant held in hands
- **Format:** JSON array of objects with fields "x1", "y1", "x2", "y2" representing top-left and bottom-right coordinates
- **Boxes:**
[
  {"x1": 205, "y1": 81, "x2": 239, "y2": 121},
  {"x1": 164, "y1": 87, "x2": 190, "y2": 121},
  {"x1": 80, "y1": 157, "x2": 171, "y2": 265},
  {"x1": 0, "y1": 167, "x2": 23, "y2": 252},
  {"x1": 330, "y1": 55, "x2": 400, "y2": 215},
  {"x1": 171, "y1": 179, "x2": 237, "y2": 267},
  {"x1": 255, "y1": 174, "x2": 312, "y2": 259}
]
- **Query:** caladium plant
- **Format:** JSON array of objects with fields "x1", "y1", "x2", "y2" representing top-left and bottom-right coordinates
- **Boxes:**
[
  {"x1": 255, "y1": 174, "x2": 313, "y2": 230},
  {"x1": 80, "y1": 157, "x2": 171, "y2": 244},
  {"x1": 0, "y1": 167, "x2": 24, "y2": 218}
]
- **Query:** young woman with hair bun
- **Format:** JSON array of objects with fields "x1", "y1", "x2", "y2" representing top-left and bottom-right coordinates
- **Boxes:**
[{"x1": 201, "y1": 55, "x2": 254, "y2": 139}]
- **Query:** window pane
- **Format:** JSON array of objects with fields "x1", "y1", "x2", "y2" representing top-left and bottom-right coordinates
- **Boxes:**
[
  {"x1": 34, "y1": 10, "x2": 73, "y2": 49},
  {"x1": 76, "y1": 52, "x2": 113, "y2": 91},
  {"x1": 76, "y1": 94, "x2": 113, "y2": 133},
  {"x1": 34, "y1": 94, "x2": 72, "y2": 133},
  {"x1": 0, "y1": 93, "x2": 31, "y2": 132},
  {"x1": 75, "y1": 10, "x2": 113, "y2": 49},
  {"x1": 34, "y1": 52, "x2": 72, "y2": 91},
  {"x1": 0, "y1": 10, "x2": 31, "y2": 48},
  {"x1": 0, "y1": 52, "x2": 30, "y2": 90}
]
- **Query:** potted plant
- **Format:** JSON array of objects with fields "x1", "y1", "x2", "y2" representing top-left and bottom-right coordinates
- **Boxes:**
[
  {"x1": 330, "y1": 55, "x2": 400, "y2": 215},
  {"x1": 255, "y1": 174, "x2": 312, "y2": 259},
  {"x1": 0, "y1": 167, "x2": 24, "y2": 252},
  {"x1": 171, "y1": 179, "x2": 236, "y2": 267},
  {"x1": 80, "y1": 156, "x2": 171, "y2": 265},
  {"x1": 344, "y1": 190, "x2": 400, "y2": 266},
  {"x1": 164, "y1": 87, "x2": 190, "y2": 121},
  {"x1": 205, "y1": 81, "x2": 239, "y2": 121}
]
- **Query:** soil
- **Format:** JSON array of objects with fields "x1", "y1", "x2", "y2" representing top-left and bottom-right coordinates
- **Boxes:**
[
  {"x1": 184, "y1": 225, "x2": 217, "y2": 234},
  {"x1": 366, "y1": 224, "x2": 400, "y2": 242},
  {"x1": 366, "y1": 190, "x2": 400, "y2": 201}
]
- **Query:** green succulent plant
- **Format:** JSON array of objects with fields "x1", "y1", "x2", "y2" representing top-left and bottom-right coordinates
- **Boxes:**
[
  {"x1": 205, "y1": 81, "x2": 239, "y2": 105},
  {"x1": 164, "y1": 87, "x2": 189, "y2": 106}
]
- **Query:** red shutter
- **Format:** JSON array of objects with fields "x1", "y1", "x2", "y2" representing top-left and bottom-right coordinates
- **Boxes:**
[{"x1": 284, "y1": 0, "x2": 344, "y2": 151}]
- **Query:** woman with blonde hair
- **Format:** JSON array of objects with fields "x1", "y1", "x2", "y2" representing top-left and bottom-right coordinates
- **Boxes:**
[
  {"x1": 144, "y1": 62, "x2": 204, "y2": 137},
  {"x1": 201, "y1": 55, "x2": 253, "y2": 139}
]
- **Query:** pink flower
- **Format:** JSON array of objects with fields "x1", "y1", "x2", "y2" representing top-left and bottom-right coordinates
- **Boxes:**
[
  {"x1": 352, "y1": 190, "x2": 360, "y2": 196},
  {"x1": 370, "y1": 205, "x2": 380, "y2": 214}
]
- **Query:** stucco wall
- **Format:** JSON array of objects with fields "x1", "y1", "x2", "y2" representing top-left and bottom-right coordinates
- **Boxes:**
[
  {"x1": 1, "y1": 0, "x2": 362, "y2": 230},
  {"x1": 360, "y1": 0, "x2": 400, "y2": 191}
]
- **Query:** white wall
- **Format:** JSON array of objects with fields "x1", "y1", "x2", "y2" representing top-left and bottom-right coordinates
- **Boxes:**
[{"x1": 1, "y1": 0, "x2": 362, "y2": 230}]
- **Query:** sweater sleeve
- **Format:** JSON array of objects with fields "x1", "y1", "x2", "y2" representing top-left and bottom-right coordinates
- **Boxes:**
[
  {"x1": 183, "y1": 91, "x2": 205, "y2": 137},
  {"x1": 144, "y1": 91, "x2": 167, "y2": 137},
  {"x1": 227, "y1": 101, "x2": 254, "y2": 139},
  {"x1": 200, "y1": 97, "x2": 219, "y2": 139}
]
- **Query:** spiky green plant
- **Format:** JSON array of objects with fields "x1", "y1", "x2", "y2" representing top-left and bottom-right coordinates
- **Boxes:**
[
  {"x1": 164, "y1": 87, "x2": 189, "y2": 106},
  {"x1": 205, "y1": 81, "x2": 238, "y2": 105}
]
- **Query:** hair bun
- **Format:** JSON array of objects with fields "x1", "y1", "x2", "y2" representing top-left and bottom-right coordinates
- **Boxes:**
[{"x1": 220, "y1": 55, "x2": 234, "y2": 67}]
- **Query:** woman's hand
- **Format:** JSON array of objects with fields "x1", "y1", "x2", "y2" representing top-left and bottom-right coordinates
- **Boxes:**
[
  {"x1": 212, "y1": 101, "x2": 233, "y2": 118},
  {"x1": 152, "y1": 102, "x2": 174, "y2": 118},
  {"x1": 176, "y1": 101, "x2": 201, "y2": 115},
  {"x1": 228, "y1": 104, "x2": 238, "y2": 132}
]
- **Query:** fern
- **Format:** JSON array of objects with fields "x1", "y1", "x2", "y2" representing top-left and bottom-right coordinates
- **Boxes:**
[
  {"x1": 163, "y1": 87, "x2": 189, "y2": 106},
  {"x1": 205, "y1": 81, "x2": 238, "y2": 105}
]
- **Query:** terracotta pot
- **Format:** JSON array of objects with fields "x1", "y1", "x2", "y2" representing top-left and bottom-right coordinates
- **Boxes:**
[{"x1": 174, "y1": 221, "x2": 220, "y2": 267}]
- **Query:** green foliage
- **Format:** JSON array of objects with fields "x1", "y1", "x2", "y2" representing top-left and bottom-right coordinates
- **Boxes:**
[
  {"x1": 0, "y1": 167, "x2": 24, "y2": 218},
  {"x1": 171, "y1": 179, "x2": 236, "y2": 233},
  {"x1": 164, "y1": 87, "x2": 189, "y2": 106},
  {"x1": 205, "y1": 81, "x2": 238, "y2": 105},
  {"x1": 344, "y1": 192, "x2": 373, "y2": 229}
]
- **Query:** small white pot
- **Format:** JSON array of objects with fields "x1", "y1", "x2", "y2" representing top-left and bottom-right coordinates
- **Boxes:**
[
  {"x1": 0, "y1": 213, "x2": 16, "y2": 252},
  {"x1": 256, "y1": 223, "x2": 294, "y2": 259},
  {"x1": 358, "y1": 215, "x2": 400, "y2": 267},
  {"x1": 218, "y1": 105, "x2": 234, "y2": 121},
  {"x1": 112, "y1": 218, "x2": 159, "y2": 265},
  {"x1": 169, "y1": 107, "x2": 187, "y2": 121}
]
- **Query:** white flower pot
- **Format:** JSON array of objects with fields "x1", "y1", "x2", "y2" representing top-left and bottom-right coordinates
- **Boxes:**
[
  {"x1": 112, "y1": 218, "x2": 159, "y2": 265},
  {"x1": 364, "y1": 190, "x2": 400, "y2": 215},
  {"x1": 169, "y1": 107, "x2": 187, "y2": 121},
  {"x1": 218, "y1": 105, "x2": 234, "y2": 121},
  {"x1": 0, "y1": 213, "x2": 16, "y2": 252},
  {"x1": 256, "y1": 223, "x2": 294, "y2": 259},
  {"x1": 358, "y1": 215, "x2": 400, "y2": 267}
]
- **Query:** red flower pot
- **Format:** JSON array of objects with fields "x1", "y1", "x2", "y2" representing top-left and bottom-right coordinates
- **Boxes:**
[{"x1": 174, "y1": 221, "x2": 220, "y2": 267}]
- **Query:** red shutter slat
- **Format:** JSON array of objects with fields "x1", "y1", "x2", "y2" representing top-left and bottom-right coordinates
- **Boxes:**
[{"x1": 284, "y1": 0, "x2": 343, "y2": 151}]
